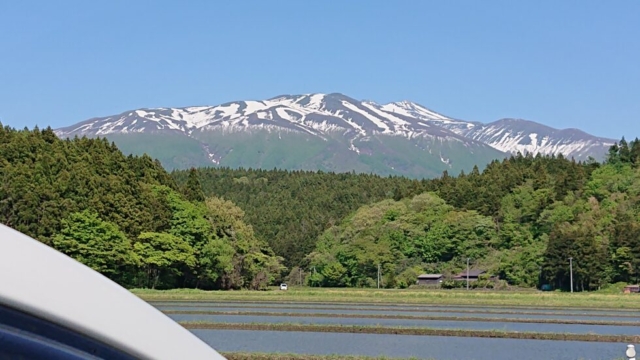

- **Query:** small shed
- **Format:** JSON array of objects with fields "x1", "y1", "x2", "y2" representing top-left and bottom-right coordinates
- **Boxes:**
[
  {"x1": 623, "y1": 285, "x2": 640, "y2": 294},
  {"x1": 453, "y1": 270, "x2": 486, "y2": 281},
  {"x1": 416, "y1": 274, "x2": 444, "y2": 285}
]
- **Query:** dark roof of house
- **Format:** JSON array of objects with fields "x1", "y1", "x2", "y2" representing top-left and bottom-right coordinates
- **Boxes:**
[
  {"x1": 455, "y1": 270, "x2": 486, "y2": 277},
  {"x1": 417, "y1": 274, "x2": 443, "y2": 279}
]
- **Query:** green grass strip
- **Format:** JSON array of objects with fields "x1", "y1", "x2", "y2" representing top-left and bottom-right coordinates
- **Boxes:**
[
  {"x1": 134, "y1": 288, "x2": 640, "y2": 310},
  {"x1": 164, "y1": 309, "x2": 640, "y2": 327},
  {"x1": 180, "y1": 321, "x2": 640, "y2": 343},
  {"x1": 152, "y1": 299, "x2": 640, "y2": 313}
]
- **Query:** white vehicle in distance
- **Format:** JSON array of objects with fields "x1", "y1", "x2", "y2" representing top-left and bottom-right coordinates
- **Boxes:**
[
  {"x1": 280, "y1": 283, "x2": 288, "y2": 290},
  {"x1": 0, "y1": 223, "x2": 226, "y2": 360}
]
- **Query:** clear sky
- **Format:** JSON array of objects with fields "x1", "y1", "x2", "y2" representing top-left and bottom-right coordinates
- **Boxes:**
[{"x1": 1, "y1": 1, "x2": 638, "y2": 139}]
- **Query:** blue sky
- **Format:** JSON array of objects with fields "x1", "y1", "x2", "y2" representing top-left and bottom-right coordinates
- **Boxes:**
[{"x1": 1, "y1": 1, "x2": 638, "y2": 139}]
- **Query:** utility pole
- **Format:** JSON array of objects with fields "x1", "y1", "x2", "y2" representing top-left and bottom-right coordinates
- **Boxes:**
[
  {"x1": 377, "y1": 264, "x2": 380, "y2": 289},
  {"x1": 539, "y1": 265, "x2": 542, "y2": 289},
  {"x1": 569, "y1": 257, "x2": 573, "y2": 293},
  {"x1": 299, "y1": 268, "x2": 302, "y2": 286},
  {"x1": 466, "y1": 258, "x2": 470, "y2": 290}
]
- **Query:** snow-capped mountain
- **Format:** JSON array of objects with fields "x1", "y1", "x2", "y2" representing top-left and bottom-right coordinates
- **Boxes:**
[
  {"x1": 379, "y1": 102, "x2": 615, "y2": 160},
  {"x1": 461, "y1": 119, "x2": 615, "y2": 160},
  {"x1": 54, "y1": 93, "x2": 616, "y2": 177},
  {"x1": 57, "y1": 93, "x2": 465, "y2": 139}
]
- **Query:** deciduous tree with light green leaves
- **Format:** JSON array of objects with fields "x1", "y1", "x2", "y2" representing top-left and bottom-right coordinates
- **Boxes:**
[
  {"x1": 52, "y1": 210, "x2": 137, "y2": 284},
  {"x1": 134, "y1": 232, "x2": 196, "y2": 289},
  {"x1": 204, "y1": 197, "x2": 285, "y2": 290},
  {"x1": 306, "y1": 192, "x2": 497, "y2": 288}
]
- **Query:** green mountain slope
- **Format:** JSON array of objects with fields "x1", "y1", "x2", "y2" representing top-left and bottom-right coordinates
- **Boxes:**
[{"x1": 106, "y1": 130, "x2": 506, "y2": 179}]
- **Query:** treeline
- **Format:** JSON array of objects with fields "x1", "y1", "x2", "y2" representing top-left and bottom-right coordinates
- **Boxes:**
[
  {"x1": 171, "y1": 168, "x2": 424, "y2": 266},
  {"x1": 179, "y1": 139, "x2": 640, "y2": 291},
  {"x1": 0, "y1": 125, "x2": 283, "y2": 289},
  {"x1": 5, "y1": 122, "x2": 640, "y2": 292},
  {"x1": 305, "y1": 139, "x2": 640, "y2": 291},
  {"x1": 172, "y1": 153, "x2": 593, "y2": 272}
]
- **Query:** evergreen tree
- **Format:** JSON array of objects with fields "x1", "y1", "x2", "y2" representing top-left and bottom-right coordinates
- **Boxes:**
[{"x1": 183, "y1": 167, "x2": 205, "y2": 202}]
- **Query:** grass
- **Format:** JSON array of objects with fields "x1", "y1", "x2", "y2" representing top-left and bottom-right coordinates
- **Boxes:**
[
  {"x1": 163, "y1": 309, "x2": 640, "y2": 327},
  {"x1": 132, "y1": 287, "x2": 640, "y2": 310},
  {"x1": 180, "y1": 321, "x2": 640, "y2": 343}
]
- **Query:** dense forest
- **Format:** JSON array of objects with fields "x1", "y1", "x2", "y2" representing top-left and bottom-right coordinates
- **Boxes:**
[
  {"x1": 171, "y1": 168, "x2": 423, "y2": 266},
  {"x1": 173, "y1": 153, "x2": 593, "y2": 280},
  {"x1": 307, "y1": 140, "x2": 640, "y2": 291},
  {"x1": 3, "y1": 123, "x2": 640, "y2": 292},
  {"x1": 176, "y1": 139, "x2": 640, "y2": 291},
  {"x1": 0, "y1": 125, "x2": 283, "y2": 290}
]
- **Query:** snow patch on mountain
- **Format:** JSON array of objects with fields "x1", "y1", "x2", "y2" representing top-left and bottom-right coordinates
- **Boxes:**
[
  {"x1": 307, "y1": 94, "x2": 325, "y2": 110},
  {"x1": 362, "y1": 102, "x2": 411, "y2": 127},
  {"x1": 341, "y1": 101, "x2": 390, "y2": 133},
  {"x1": 462, "y1": 119, "x2": 616, "y2": 159},
  {"x1": 382, "y1": 101, "x2": 450, "y2": 121}
]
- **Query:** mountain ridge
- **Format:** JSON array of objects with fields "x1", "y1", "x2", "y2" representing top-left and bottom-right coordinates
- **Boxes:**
[{"x1": 54, "y1": 93, "x2": 616, "y2": 177}]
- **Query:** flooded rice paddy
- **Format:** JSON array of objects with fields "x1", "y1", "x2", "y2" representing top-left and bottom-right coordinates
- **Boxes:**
[
  {"x1": 151, "y1": 301, "x2": 637, "y2": 359},
  {"x1": 157, "y1": 305, "x2": 640, "y2": 323},
  {"x1": 192, "y1": 329, "x2": 623, "y2": 360},
  {"x1": 154, "y1": 301, "x2": 640, "y2": 316}
]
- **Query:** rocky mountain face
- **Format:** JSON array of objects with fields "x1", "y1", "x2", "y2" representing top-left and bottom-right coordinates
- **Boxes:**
[{"x1": 54, "y1": 93, "x2": 615, "y2": 178}]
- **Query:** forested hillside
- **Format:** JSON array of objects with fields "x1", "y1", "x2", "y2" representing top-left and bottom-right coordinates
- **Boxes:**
[
  {"x1": 4, "y1": 122, "x2": 640, "y2": 292},
  {"x1": 177, "y1": 138, "x2": 640, "y2": 291},
  {"x1": 171, "y1": 168, "x2": 425, "y2": 266},
  {"x1": 0, "y1": 125, "x2": 283, "y2": 290},
  {"x1": 305, "y1": 140, "x2": 640, "y2": 291},
  {"x1": 173, "y1": 154, "x2": 591, "y2": 270}
]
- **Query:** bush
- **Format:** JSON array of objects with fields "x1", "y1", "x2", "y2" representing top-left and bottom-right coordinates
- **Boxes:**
[
  {"x1": 396, "y1": 266, "x2": 425, "y2": 289},
  {"x1": 441, "y1": 279, "x2": 465, "y2": 289},
  {"x1": 596, "y1": 282, "x2": 629, "y2": 294},
  {"x1": 440, "y1": 278, "x2": 506, "y2": 290}
]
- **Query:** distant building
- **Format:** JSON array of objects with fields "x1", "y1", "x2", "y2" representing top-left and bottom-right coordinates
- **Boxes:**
[
  {"x1": 623, "y1": 285, "x2": 639, "y2": 293},
  {"x1": 453, "y1": 270, "x2": 495, "y2": 282},
  {"x1": 416, "y1": 274, "x2": 444, "y2": 285}
]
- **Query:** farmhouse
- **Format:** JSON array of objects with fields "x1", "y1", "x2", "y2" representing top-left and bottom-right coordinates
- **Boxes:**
[
  {"x1": 453, "y1": 269, "x2": 489, "y2": 282},
  {"x1": 416, "y1": 274, "x2": 444, "y2": 285},
  {"x1": 623, "y1": 285, "x2": 640, "y2": 293}
]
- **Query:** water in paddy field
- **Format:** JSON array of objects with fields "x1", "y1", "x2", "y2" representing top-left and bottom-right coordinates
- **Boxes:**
[
  {"x1": 153, "y1": 301, "x2": 640, "y2": 318},
  {"x1": 158, "y1": 301, "x2": 636, "y2": 360},
  {"x1": 191, "y1": 329, "x2": 624, "y2": 360},
  {"x1": 169, "y1": 313, "x2": 640, "y2": 336},
  {"x1": 156, "y1": 305, "x2": 640, "y2": 323}
]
